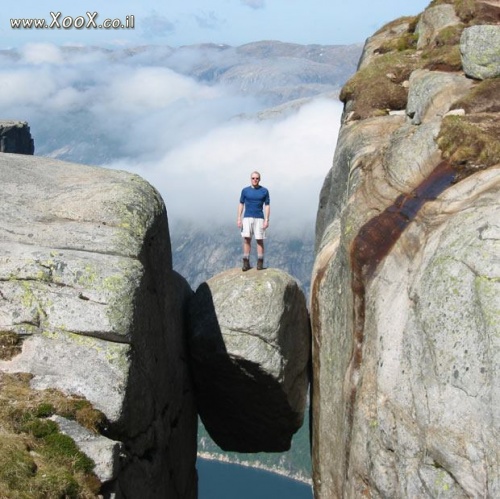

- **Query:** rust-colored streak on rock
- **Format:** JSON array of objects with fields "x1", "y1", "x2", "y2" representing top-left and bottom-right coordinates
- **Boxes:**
[
  {"x1": 352, "y1": 161, "x2": 456, "y2": 283},
  {"x1": 344, "y1": 160, "x2": 456, "y2": 478}
]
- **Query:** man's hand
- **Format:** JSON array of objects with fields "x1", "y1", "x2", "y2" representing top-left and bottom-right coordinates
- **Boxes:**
[
  {"x1": 237, "y1": 218, "x2": 243, "y2": 228},
  {"x1": 263, "y1": 219, "x2": 269, "y2": 229}
]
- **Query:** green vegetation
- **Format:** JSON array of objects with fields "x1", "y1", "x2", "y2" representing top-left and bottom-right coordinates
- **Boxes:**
[
  {"x1": 339, "y1": 50, "x2": 418, "y2": 119},
  {"x1": 373, "y1": 16, "x2": 419, "y2": 53},
  {"x1": 437, "y1": 115, "x2": 500, "y2": 174},
  {"x1": 0, "y1": 331, "x2": 23, "y2": 360},
  {"x1": 428, "y1": 0, "x2": 476, "y2": 23},
  {"x1": 422, "y1": 24, "x2": 464, "y2": 72},
  {"x1": 339, "y1": 10, "x2": 472, "y2": 118},
  {"x1": 339, "y1": 14, "x2": 421, "y2": 119},
  {"x1": 340, "y1": 0, "x2": 500, "y2": 120},
  {"x1": 0, "y1": 372, "x2": 105, "y2": 498},
  {"x1": 450, "y1": 78, "x2": 500, "y2": 114}
]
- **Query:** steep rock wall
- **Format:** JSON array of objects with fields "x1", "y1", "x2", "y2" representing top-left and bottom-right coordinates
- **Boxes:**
[
  {"x1": 0, "y1": 153, "x2": 197, "y2": 498},
  {"x1": 312, "y1": 1, "x2": 500, "y2": 497}
]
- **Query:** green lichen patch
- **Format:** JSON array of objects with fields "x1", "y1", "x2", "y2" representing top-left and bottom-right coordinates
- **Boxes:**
[
  {"x1": 0, "y1": 331, "x2": 23, "y2": 360},
  {"x1": 437, "y1": 114, "x2": 500, "y2": 174},
  {"x1": 340, "y1": 51, "x2": 420, "y2": 119},
  {"x1": 0, "y1": 372, "x2": 104, "y2": 497},
  {"x1": 115, "y1": 176, "x2": 164, "y2": 242}
]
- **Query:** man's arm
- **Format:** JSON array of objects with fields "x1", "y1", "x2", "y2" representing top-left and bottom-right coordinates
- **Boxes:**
[
  {"x1": 237, "y1": 202, "x2": 244, "y2": 228},
  {"x1": 263, "y1": 203, "x2": 270, "y2": 229}
]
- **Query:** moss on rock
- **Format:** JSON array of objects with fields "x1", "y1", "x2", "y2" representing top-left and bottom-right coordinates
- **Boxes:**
[
  {"x1": 437, "y1": 114, "x2": 500, "y2": 173},
  {"x1": 340, "y1": 51, "x2": 419, "y2": 119},
  {"x1": 0, "y1": 331, "x2": 23, "y2": 360},
  {"x1": 0, "y1": 372, "x2": 104, "y2": 497}
]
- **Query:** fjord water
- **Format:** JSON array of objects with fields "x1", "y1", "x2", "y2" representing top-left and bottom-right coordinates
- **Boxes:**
[{"x1": 197, "y1": 458, "x2": 313, "y2": 499}]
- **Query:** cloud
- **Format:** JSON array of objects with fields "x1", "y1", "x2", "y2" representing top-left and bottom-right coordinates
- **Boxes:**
[
  {"x1": 141, "y1": 12, "x2": 176, "y2": 39},
  {"x1": 0, "y1": 68, "x2": 58, "y2": 107},
  {"x1": 0, "y1": 42, "x2": 342, "y2": 235},
  {"x1": 241, "y1": 0, "x2": 266, "y2": 9},
  {"x1": 19, "y1": 43, "x2": 64, "y2": 65},
  {"x1": 116, "y1": 97, "x2": 342, "y2": 232},
  {"x1": 98, "y1": 66, "x2": 219, "y2": 114},
  {"x1": 193, "y1": 10, "x2": 224, "y2": 30}
]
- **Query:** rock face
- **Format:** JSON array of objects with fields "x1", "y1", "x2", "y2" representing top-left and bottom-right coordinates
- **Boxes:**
[
  {"x1": 0, "y1": 154, "x2": 197, "y2": 498},
  {"x1": 0, "y1": 120, "x2": 34, "y2": 155},
  {"x1": 189, "y1": 267, "x2": 310, "y2": 452},
  {"x1": 312, "y1": 2, "x2": 500, "y2": 498}
]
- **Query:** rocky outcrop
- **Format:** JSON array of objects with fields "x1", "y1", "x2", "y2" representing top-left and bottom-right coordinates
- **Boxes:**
[
  {"x1": 0, "y1": 153, "x2": 197, "y2": 498},
  {"x1": 0, "y1": 120, "x2": 34, "y2": 155},
  {"x1": 416, "y1": 4, "x2": 460, "y2": 50},
  {"x1": 312, "y1": 2, "x2": 499, "y2": 498},
  {"x1": 461, "y1": 25, "x2": 500, "y2": 79},
  {"x1": 50, "y1": 415, "x2": 123, "y2": 483},
  {"x1": 189, "y1": 267, "x2": 310, "y2": 452}
]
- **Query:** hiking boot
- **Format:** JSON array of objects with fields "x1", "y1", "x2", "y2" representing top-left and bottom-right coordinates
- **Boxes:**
[
  {"x1": 242, "y1": 258, "x2": 250, "y2": 271},
  {"x1": 257, "y1": 258, "x2": 264, "y2": 270}
]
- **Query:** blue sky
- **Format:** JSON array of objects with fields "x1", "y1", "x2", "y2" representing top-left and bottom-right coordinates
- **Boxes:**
[{"x1": 2, "y1": 0, "x2": 431, "y2": 48}]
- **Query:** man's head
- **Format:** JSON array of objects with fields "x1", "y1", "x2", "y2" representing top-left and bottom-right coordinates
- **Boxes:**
[{"x1": 251, "y1": 171, "x2": 261, "y2": 187}]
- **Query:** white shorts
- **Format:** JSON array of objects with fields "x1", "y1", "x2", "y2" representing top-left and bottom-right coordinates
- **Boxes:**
[{"x1": 241, "y1": 217, "x2": 266, "y2": 239}]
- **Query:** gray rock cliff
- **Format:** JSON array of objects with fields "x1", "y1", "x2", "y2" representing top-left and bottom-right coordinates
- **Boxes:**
[
  {"x1": 0, "y1": 153, "x2": 197, "y2": 498},
  {"x1": 0, "y1": 120, "x2": 34, "y2": 155},
  {"x1": 312, "y1": 1, "x2": 500, "y2": 498},
  {"x1": 189, "y1": 267, "x2": 310, "y2": 452}
]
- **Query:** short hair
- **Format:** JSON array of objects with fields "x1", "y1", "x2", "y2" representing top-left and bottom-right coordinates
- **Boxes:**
[{"x1": 251, "y1": 171, "x2": 261, "y2": 179}]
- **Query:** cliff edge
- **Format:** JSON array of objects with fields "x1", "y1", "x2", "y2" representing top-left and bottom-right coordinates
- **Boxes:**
[
  {"x1": 0, "y1": 153, "x2": 197, "y2": 498},
  {"x1": 311, "y1": 1, "x2": 500, "y2": 497}
]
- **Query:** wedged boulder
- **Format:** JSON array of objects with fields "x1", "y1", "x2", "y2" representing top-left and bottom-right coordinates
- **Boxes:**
[
  {"x1": 188, "y1": 267, "x2": 310, "y2": 452},
  {"x1": 0, "y1": 153, "x2": 197, "y2": 498}
]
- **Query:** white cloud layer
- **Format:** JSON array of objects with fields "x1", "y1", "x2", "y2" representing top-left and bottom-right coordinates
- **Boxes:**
[{"x1": 0, "y1": 42, "x2": 343, "y2": 234}]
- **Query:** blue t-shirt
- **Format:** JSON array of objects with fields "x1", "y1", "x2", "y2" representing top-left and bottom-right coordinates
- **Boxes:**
[{"x1": 240, "y1": 185, "x2": 270, "y2": 219}]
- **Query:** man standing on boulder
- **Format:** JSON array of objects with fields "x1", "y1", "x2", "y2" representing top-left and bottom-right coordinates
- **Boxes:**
[{"x1": 237, "y1": 171, "x2": 270, "y2": 271}]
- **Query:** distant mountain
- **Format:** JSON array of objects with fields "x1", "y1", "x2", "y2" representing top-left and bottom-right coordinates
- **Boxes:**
[
  {"x1": 128, "y1": 41, "x2": 362, "y2": 105},
  {"x1": 2, "y1": 41, "x2": 360, "y2": 168}
]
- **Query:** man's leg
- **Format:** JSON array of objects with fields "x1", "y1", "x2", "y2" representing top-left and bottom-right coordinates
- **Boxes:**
[
  {"x1": 242, "y1": 237, "x2": 251, "y2": 271},
  {"x1": 256, "y1": 239, "x2": 264, "y2": 270}
]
